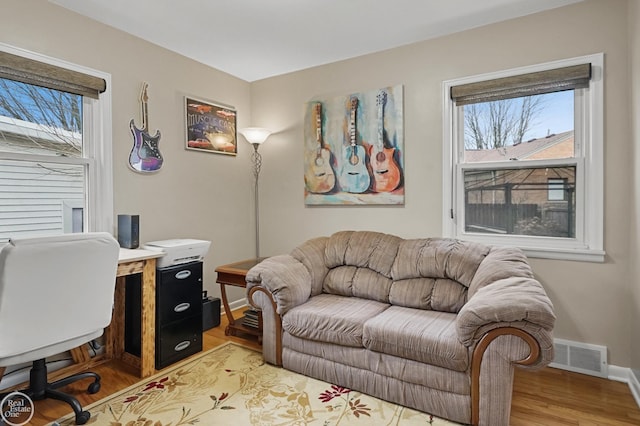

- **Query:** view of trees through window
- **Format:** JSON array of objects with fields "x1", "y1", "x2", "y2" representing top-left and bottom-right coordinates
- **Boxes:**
[
  {"x1": 0, "y1": 77, "x2": 86, "y2": 238},
  {"x1": 462, "y1": 90, "x2": 576, "y2": 238}
]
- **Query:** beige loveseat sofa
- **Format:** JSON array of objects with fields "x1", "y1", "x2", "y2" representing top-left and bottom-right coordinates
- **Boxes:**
[{"x1": 246, "y1": 231, "x2": 555, "y2": 426}]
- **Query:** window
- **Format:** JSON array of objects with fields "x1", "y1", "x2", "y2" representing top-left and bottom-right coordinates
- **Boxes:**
[
  {"x1": 0, "y1": 44, "x2": 113, "y2": 239},
  {"x1": 443, "y1": 54, "x2": 604, "y2": 262},
  {"x1": 548, "y1": 178, "x2": 568, "y2": 201}
]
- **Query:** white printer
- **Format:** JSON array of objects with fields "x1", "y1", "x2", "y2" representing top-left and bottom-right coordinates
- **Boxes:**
[{"x1": 142, "y1": 238, "x2": 211, "y2": 268}]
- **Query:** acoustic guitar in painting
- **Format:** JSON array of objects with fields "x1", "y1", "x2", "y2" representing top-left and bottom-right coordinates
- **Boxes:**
[
  {"x1": 340, "y1": 97, "x2": 370, "y2": 193},
  {"x1": 304, "y1": 102, "x2": 336, "y2": 194},
  {"x1": 369, "y1": 90, "x2": 401, "y2": 192},
  {"x1": 129, "y1": 82, "x2": 163, "y2": 173}
]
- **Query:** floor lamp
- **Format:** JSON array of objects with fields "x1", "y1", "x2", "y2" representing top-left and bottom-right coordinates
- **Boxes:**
[{"x1": 239, "y1": 127, "x2": 272, "y2": 258}]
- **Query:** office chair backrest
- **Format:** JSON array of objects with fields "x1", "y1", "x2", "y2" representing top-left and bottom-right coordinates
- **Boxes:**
[{"x1": 0, "y1": 232, "x2": 120, "y2": 359}]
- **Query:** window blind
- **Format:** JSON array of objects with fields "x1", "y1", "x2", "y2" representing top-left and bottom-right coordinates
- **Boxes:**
[
  {"x1": 0, "y1": 51, "x2": 106, "y2": 99},
  {"x1": 450, "y1": 63, "x2": 591, "y2": 106}
]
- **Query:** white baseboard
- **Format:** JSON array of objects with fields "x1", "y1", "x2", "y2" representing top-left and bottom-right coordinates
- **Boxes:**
[
  {"x1": 221, "y1": 298, "x2": 249, "y2": 315},
  {"x1": 626, "y1": 368, "x2": 640, "y2": 408},
  {"x1": 608, "y1": 364, "x2": 630, "y2": 382},
  {"x1": 605, "y1": 365, "x2": 640, "y2": 409}
]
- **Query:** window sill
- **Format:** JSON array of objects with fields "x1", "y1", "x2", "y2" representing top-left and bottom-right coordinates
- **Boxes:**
[
  {"x1": 521, "y1": 246, "x2": 605, "y2": 263},
  {"x1": 452, "y1": 232, "x2": 605, "y2": 263}
]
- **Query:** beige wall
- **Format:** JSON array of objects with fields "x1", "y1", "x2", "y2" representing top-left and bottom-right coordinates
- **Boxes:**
[
  {"x1": 630, "y1": 0, "x2": 640, "y2": 375},
  {"x1": 0, "y1": 0, "x2": 255, "y2": 302},
  {"x1": 251, "y1": 0, "x2": 636, "y2": 367},
  {"x1": 2, "y1": 0, "x2": 638, "y2": 369}
]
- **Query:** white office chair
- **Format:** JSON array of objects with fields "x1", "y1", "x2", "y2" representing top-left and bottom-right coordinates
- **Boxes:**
[{"x1": 0, "y1": 232, "x2": 120, "y2": 425}]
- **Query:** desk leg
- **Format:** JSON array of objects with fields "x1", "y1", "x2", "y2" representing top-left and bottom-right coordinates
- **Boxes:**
[
  {"x1": 105, "y1": 276, "x2": 126, "y2": 360},
  {"x1": 139, "y1": 259, "x2": 156, "y2": 377},
  {"x1": 69, "y1": 346, "x2": 91, "y2": 364}
]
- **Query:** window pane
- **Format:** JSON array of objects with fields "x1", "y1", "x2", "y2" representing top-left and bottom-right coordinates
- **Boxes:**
[
  {"x1": 71, "y1": 207, "x2": 84, "y2": 233},
  {"x1": 548, "y1": 178, "x2": 567, "y2": 201},
  {"x1": 0, "y1": 77, "x2": 83, "y2": 157},
  {"x1": 464, "y1": 166, "x2": 576, "y2": 238},
  {"x1": 0, "y1": 159, "x2": 85, "y2": 238},
  {"x1": 463, "y1": 91, "x2": 574, "y2": 163},
  {"x1": 0, "y1": 76, "x2": 86, "y2": 238}
]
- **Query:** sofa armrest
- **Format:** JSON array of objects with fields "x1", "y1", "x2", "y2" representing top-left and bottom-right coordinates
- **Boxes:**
[
  {"x1": 459, "y1": 278, "x2": 555, "y2": 425},
  {"x1": 246, "y1": 254, "x2": 312, "y2": 315},
  {"x1": 457, "y1": 276, "x2": 555, "y2": 354}
]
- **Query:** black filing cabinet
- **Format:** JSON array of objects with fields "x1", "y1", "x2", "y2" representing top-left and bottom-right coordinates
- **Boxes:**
[{"x1": 155, "y1": 261, "x2": 203, "y2": 369}]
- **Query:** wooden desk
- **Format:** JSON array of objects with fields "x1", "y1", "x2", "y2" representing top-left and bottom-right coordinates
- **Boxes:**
[
  {"x1": 0, "y1": 248, "x2": 164, "y2": 391},
  {"x1": 69, "y1": 248, "x2": 163, "y2": 378},
  {"x1": 215, "y1": 258, "x2": 265, "y2": 341}
]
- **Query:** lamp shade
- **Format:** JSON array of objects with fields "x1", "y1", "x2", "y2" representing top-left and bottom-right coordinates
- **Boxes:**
[{"x1": 239, "y1": 127, "x2": 272, "y2": 144}]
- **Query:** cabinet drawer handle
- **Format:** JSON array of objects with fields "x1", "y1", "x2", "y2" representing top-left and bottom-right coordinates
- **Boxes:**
[
  {"x1": 174, "y1": 302, "x2": 191, "y2": 312},
  {"x1": 175, "y1": 270, "x2": 192, "y2": 279},
  {"x1": 174, "y1": 341, "x2": 191, "y2": 351}
]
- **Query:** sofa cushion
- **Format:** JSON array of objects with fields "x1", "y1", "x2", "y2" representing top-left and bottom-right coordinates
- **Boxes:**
[
  {"x1": 324, "y1": 266, "x2": 393, "y2": 303},
  {"x1": 283, "y1": 333, "x2": 470, "y2": 395},
  {"x1": 389, "y1": 277, "x2": 467, "y2": 313},
  {"x1": 282, "y1": 294, "x2": 389, "y2": 347},
  {"x1": 363, "y1": 306, "x2": 468, "y2": 372},
  {"x1": 392, "y1": 238, "x2": 490, "y2": 287},
  {"x1": 324, "y1": 230, "x2": 401, "y2": 277}
]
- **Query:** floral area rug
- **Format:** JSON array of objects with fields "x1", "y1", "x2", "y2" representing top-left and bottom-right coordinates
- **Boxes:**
[{"x1": 52, "y1": 342, "x2": 460, "y2": 425}]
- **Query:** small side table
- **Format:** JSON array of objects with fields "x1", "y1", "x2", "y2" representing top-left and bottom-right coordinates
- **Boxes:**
[{"x1": 215, "y1": 258, "x2": 265, "y2": 341}]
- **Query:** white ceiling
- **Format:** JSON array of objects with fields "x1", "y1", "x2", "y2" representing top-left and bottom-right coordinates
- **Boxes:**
[{"x1": 50, "y1": 0, "x2": 582, "y2": 82}]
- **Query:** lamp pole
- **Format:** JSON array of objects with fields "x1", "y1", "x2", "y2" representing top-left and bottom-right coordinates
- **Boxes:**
[
  {"x1": 251, "y1": 142, "x2": 262, "y2": 258},
  {"x1": 239, "y1": 127, "x2": 272, "y2": 259}
]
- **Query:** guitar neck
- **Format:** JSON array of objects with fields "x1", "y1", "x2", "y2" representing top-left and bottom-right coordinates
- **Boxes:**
[
  {"x1": 350, "y1": 104, "x2": 357, "y2": 147},
  {"x1": 141, "y1": 101, "x2": 149, "y2": 132},
  {"x1": 376, "y1": 91, "x2": 387, "y2": 150},
  {"x1": 377, "y1": 103, "x2": 384, "y2": 149},
  {"x1": 315, "y1": 104, "x2": 323, "y2": 148},
  {"x1": 140, "y1": 82, "x2": 149, "y2": 132}
]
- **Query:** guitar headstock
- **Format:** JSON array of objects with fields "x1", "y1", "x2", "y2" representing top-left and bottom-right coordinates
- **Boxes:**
[
  {"x1": 350, "y1": 97, "x2": 358, "y2": 111},
  {"x1": 140, "y1": 82, "x2": 149, "y2": 103},
  {"x1": 377, "y1": 90, "x2": 387, "y2": 107}
]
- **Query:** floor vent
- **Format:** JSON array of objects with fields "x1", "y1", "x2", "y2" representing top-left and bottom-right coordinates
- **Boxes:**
[{"x1": 549, "y1": 338, "x2": 608, "y2": 378}]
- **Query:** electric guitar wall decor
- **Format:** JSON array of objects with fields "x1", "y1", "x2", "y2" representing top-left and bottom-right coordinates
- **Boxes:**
[
  {"x1": 304, "y1": 102, "x2": 336, "y2": 194},
  {"x1": 369, "y1": 90, "x2": 401, "y2": 192},
  {"x1": 340, "y1": 97, "x2": 370, "y2": 193},
  {"x1": 129, "y1": 82, "x2": 163, "y2": 173}
]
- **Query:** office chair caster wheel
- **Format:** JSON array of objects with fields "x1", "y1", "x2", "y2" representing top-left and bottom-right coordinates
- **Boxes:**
[
  {"x1": 75, "y1": 410, "x2": 91, "y2": 425},
  {"x1": 87, "y1": 381, "x2": 101, "y2": 394}
]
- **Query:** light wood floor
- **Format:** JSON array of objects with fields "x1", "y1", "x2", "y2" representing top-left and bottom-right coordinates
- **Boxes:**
[{"x1": 18, "y1": 310, "x2": 640, "y2": 425}]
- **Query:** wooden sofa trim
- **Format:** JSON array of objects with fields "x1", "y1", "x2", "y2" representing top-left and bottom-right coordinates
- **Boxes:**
[
  {"x1": 470, "y1": 327, "x2": 541, "y2": 426},
  {"x1": 248, "y1": 285, "x2": 283, "y2": 366}
]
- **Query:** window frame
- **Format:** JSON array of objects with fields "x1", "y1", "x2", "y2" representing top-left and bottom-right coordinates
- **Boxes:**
[
  {"x1": 442, "y1": 54, "x2": 604, "y2": 262},
  {"x1": 0, "y1": 43, "x2": 113, "y2": 235}
]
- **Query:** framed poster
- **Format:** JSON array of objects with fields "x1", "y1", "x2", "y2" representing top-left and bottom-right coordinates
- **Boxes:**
[{"x1": 185, "y1": 96, "x2": 237, "y2": 155}]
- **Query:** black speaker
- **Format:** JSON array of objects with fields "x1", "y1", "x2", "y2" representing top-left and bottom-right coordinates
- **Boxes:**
[
  {"x1": 202, "y1": 292, "x2": 221, "y2": 331},
  {"x1": 117, "y1": 214, "x2": 139, "y2": 249}
]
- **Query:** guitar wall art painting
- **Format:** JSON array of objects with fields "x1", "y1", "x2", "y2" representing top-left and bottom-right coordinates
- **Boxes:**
[
  {"x1": 185, "y1": 96, "x2": 237, "y2": 156},
  {"x1": 304, "y1": 85, "x2": 404, "y2": 205},
  {"x1": 129, "y1": 82, "x2": 163, "y2": 173}
]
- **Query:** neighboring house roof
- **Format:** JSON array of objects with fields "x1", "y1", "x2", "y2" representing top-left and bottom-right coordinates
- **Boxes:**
[
  {"x1": 465, "y1": 130, "x2": 574, "y2": 162},
  {"x1": 0, "y1": 115, "x2": 81, "y2": 156}
]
